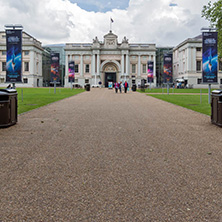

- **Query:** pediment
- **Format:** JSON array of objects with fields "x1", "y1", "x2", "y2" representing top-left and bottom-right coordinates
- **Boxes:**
[{"x1": 104, "y1": 31, "x2": 118, "y2": 48}]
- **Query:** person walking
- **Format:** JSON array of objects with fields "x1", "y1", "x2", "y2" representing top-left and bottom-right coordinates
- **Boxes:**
[
  {"x1": 114, "y1": 82, "x2": 119, "y2": 93},
  {"x1": 119, "y1": 81, "x2": 122, "y2": 93},
  {"x1": 124, "y1": 81, "x2": 128, "y2": 93}
]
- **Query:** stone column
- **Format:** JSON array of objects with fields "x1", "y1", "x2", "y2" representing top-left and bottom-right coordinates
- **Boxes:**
[
  {"x1": 149, "y1": 55, "x2": 151, "y2": 62},
  {"x1": 121, "y1": 53, "x2": 124, "y2": 75},
  {"x1": 29, "y1": 51, "x2": 35, "y2": 75},
  {"x1": 80, "y1": 54, "x2": 84, "y2": 77},
  {"x1": 126, "y1": 53, "x2": 129, "y2": 76},
  {"x1": 138, "y1": 55, "x2": 141, "y2": 77},
  {"x1": 192, "y1": 47, "x2": 196, "y2": 72},
  {"x1": 92, "y1": 53, "x2": 95, "y2": 76},
  {"x1": 187, "y1": 47, "x2": 192, "y2": 73},
  {"x1": 97, "y1": 53, "x2": 100, "y2": 76}
]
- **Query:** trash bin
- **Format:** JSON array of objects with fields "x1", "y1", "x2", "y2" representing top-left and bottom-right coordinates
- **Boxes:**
[
  {"x1": 140, "y1": 79, "x2": 145, "y2": 92},
  {"x1": 211, "y1": 90, "x2": 222, "y2": 127},
  {"x1": 85, "y1": 84, "x2": 90, "y2": 91},
  {"x1": 132, "y1": 84, "x2": 137, "y2": 92},
  {"x1": 0, "y1": 89, "x2": 18, "y2": 128}
]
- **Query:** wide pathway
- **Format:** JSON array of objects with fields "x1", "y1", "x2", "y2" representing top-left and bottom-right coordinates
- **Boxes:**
[{"x1": 0, "y1": 88, "x2": 222, "y2": 221}]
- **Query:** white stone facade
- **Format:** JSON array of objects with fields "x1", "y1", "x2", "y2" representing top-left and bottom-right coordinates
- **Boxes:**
[
  {"x1": 0, "y1": 31, "x2": 44, "y2": 87},
  {"x1": 173, "y1": 35, "x2": 222, "y2": 88},
  {"x1": 64, "y1": 31, "x2": 156, "y2": 88}
]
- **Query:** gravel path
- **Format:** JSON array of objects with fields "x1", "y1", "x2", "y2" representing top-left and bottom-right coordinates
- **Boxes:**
[{"x1": 0, "y1": 88, "x2": 222, "y2": 222}]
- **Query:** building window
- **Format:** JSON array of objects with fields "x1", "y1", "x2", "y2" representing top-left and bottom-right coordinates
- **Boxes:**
[
  {"x1": 23, "y1": 78, "x2": 28, "y2": 83},
  {"x1": 85, "y1": 79, "x2": 89, "y2": 83},
  {"x1": 85, "y1": 64, "x2": 89, "y2": 73},
  {"x1": 75, "y1": 79, "x2": 78, "y2": 83},
  {"x1": 196, "y1": 61, "x2": 201, "y2": 71},
  {"x1": 132, "y1": 64, "x2": 136, "y2": 73},
  {"x1": 75, "y1": 64, "x2": 79, "y2": 73},
  {"x1": 142, "y1": 64, "x2": 146, "y2": 73},
  {"x1": 2, "y1": 51, "x2": 6, "y2": 55},
  {"x1": 196, "y1": 47, "x2": 201, "y2": 52},
  {"x1": 24, "y1": 51, "x2": 29, "y2": 55},
  {"x1": 220, "y1": 79, "x2": 222, "y2": 84},
  {"x1": 0, "y1": 78, "x2": 4, "y2": 83},
  {"x1": 197, "y1": 78, "x2": 202, "y2": 84},
  {"x1": 24, "y1": 62, "x2": 29, "y2": 72},
  {"x1": 2, "y1": 62, "x2": 6, "y2": 71}
]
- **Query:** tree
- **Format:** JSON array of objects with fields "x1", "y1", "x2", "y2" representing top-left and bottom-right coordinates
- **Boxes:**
[{"x1": 202, "y1": 0, "x2": 222, "y2": 58}]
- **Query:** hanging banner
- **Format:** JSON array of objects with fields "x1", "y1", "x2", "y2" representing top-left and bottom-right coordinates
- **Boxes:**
[
  {"x1": 147, "y1": 61, "x2": 154, "y2": 83},
  {"x1": 68, "y1": 61, "x2": 75, "y2": 83},
  {"x1": 163, "y1": 54, "x2": 173, "y2": 83},
  {"x1": 202, "y1": 32, "x2": 218, "y2": 83},
  {"x1": 6, "y1": 30, "x2": 22, "y2": 82},
  {"x1": 50, "y1": 53, "x2": 60, "y2": 83}
]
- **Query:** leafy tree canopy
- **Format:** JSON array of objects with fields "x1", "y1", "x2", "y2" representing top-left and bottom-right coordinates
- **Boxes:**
[{"x1": 202, "y1": 0, "x2": 222, "y2": 58}]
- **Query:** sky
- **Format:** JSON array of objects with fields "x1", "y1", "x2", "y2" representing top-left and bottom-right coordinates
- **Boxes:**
[{"x1": 0, "y1": 0, "x2": 215, "y2": 47}]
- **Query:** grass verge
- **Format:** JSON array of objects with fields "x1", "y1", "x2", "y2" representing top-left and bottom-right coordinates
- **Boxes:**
[
  {"x1": 148, "y1": 94, "x2": 211, "y2": 116},
  {"x1": 16, "y1": 88, "x2": 85, "y2": 114},
  {"x1": 139, "y1": 88, "x2": 212, "y2": 94}
]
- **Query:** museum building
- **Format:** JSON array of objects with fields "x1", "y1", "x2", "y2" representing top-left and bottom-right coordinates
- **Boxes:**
[
  {"x1": 173, "y1": 34, "x2": 222, "y2": 88},
  {"x1": 64, "y1": 31, "x2": 156, "y2": 88},
  {"x1": 0, "y1": 31, "x2": 46, "y2": 87}
]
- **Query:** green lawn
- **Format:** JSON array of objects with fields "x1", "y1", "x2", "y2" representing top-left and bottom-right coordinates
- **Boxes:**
[
  {"x1": 15, "y1": 88, "x2": 85, "y2": 114},
  {"x1": 139, "y1": 88, "x2": 211, "y2": 94},
  {"x1": 148, "y1": 94, "x2": 211, "y2": 116}
]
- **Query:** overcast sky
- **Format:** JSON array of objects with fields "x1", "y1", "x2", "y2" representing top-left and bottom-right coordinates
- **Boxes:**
[{"x1": 0, "y1": 0, "x2": 215, "y2": 47}]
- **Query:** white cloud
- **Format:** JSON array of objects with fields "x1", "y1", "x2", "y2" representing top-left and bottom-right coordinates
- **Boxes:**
[{"x1": 0, "y1": 0, "x2": 216, "y2": 46}]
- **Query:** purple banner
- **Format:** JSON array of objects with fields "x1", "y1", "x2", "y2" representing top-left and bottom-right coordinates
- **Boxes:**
[
  {"x1": 6, "y1": 30, "x2": 22, "y2": 82},
  {"x1": 147, "y1": 61, "x2": 154, "y2": 83},
  {"x1": 163, "y1": 54, "x2": 173, "y2": 83},
  {"x1": 68, "y1": 61, "x2": 75, "y2": 83},
  {"x1": 202, "y1": 32, "x2": 218, "y2": 83},
  {"x1": 50, "y1": 53, "x2": 60, "y2": 83}
]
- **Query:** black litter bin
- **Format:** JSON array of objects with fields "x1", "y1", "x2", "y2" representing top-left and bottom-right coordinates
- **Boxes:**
[
  {"x1": 211, "y1": 90, "x2": 222, "y2": 127},
  {"x1": 85, "y1": 84, "x2": 90, "y2": 91},
  {"x1": 140, "y1": 79, "x2": 145, "y2": 92},
  {"x1": 0, "y1": 89, "x2": 18, "y2": 127},
  {"x1": 132, "y1": 84, "x2": 137, "y2": 92}
]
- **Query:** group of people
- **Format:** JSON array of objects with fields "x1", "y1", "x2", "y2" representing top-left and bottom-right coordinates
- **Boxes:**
[{"x1": 114, "y1": 81, "x2": 129, "y2": 93}]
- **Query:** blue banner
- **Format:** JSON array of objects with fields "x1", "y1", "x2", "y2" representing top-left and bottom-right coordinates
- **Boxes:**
[
  {"x1": 202, "y1": 32, "x2": 218, "y2": 83},
  {"x1": 68, "y1": 61, "x2": 75, "y2": 83},
  {"x1": 50, "y1": 53, "x2": 60, "y2": 83},
  {"x1": 6, "y1": 30, "x2": 22, "y2": 82},
  {"x1": 147, "y1": 61, "x2": 154, "y2": 83},
  {"x1": 163, "y1": 54, "x2": 173, "y2": 83}
]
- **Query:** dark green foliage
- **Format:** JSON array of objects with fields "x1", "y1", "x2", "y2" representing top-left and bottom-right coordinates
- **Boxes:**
[{"x1": 202, "y1": 0, "x2": 222, "y2": 58}]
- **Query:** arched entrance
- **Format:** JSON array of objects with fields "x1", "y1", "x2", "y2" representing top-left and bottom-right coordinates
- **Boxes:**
[{"x1": 101, "y1": 61, "x2": 120, "y2": 87}]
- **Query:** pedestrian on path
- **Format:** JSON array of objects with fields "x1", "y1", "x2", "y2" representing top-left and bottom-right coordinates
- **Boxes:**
[
  {"x1": 124, "y1": 81, "x2": 128, "y2": 93},
  {"x1": 119, "y1": 81, "x2": 122, "y2": 93},
  {"x1": 114, "y1": 82, "x2": 119, "y2": 93}
]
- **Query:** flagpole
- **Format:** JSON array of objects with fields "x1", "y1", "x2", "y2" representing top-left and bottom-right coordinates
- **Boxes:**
[
  {"x1": 110, "y1": 18, "x2": 112, "y2": 31},
  {"x1": 110, "y1": 18, "x2": 114, "y2": 32}
]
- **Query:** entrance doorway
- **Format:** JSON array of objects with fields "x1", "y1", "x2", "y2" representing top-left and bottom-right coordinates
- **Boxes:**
[{"x1": 105, "y1": 72, "x2": 116, "y2": 87}]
